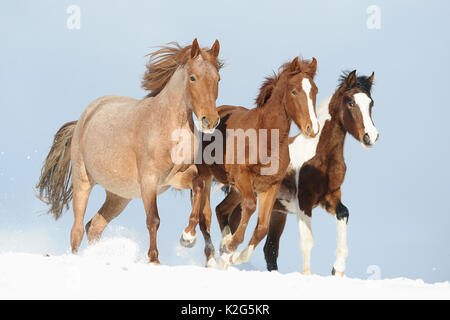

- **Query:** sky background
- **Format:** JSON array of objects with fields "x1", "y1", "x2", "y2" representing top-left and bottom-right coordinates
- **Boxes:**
[{"x1": 0, "y1": 0, "x2": 449, "y2": 284}]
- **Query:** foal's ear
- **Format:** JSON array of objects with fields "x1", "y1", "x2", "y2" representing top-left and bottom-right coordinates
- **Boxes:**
[
  {"x1": 345, "y1": 70, "x2": 357, "y2": 89},
  {"x1": 368, "y1": 72, "x2": 375, "y2": 87},
  {"x1": 209, "y1": 39, "x2": 220, "y2": 58},
  {"x1": 306, "y1": 57, "x2": 317, "y2": 78},
  {"x1": 289, "y1": 57, "x2": 300, "y2": 72},
  {"x1": 191, "y1": 38, "x2": 200, "y2": 58}
]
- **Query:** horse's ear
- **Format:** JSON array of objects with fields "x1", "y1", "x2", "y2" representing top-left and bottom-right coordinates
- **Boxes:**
[
  {"x1": 345, "y1": 70, "x2": 357, "y2": 89},
  {"x1": 289, "y1": 57, "x2": 300, "y2": 72},
  {"x1": 307, "y1": 57, "x2": 317, "y2": 78},
  {"x1": 209, "y1": 39, "x2": 220, "y2": 58},
  {"x1": 191, "y1": 38, "x2": 200, "y2": 58},
  {"x1": 368, "y1": 72, "x2": 375, "y2": 87}
]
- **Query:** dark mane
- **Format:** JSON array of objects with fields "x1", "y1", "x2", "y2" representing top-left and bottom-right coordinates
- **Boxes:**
[
  {"x1": 338, "y1": 70, "x2": 373, "y2": 93},
  {"x1": 142, "y1": 42, "x2": 223, "y2": 98}
]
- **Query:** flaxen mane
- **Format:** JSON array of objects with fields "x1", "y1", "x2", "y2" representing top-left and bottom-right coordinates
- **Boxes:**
[{"x1": 142, "y1": 42, "x2": 223, "y2": 97}]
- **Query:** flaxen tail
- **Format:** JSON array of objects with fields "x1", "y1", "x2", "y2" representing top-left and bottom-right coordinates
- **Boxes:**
[{"x1": 36, "y1": 121, "x2": 77, "y2": 219}]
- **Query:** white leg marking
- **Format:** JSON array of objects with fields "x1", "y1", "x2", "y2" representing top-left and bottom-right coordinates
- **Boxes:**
[
  {"x1": 333, "y1": 217, "x2": 348, "y2": 274},
  {"x1": 302, "y1": 78, "x2": 319, "y2": 135},
  {"x1": 182, "y1": 230, "x2": 196, "y2": 242},
  {"x1": 231, "y1": 245, "x2": 254, "y2": 265},
  {"x1": 354, "y1": 92, "x2": 378, "y2": 144},
  {"x1": 297, "y1": 211, "x2": 314, "y2": 275},
  {"x1": 206, "y1": 257, "x2": 217, "y2": 268}
]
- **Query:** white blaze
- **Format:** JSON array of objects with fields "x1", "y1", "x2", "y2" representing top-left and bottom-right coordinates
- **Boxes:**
[
  {"x1": 354, "y1": 92, "x2": 378, "y2": 144},
  {"x1": 302, "y1": 78, "x2": 319, "y2": 134}
]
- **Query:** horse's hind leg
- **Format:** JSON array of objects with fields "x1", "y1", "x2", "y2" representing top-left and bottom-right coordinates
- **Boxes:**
[
  {"x1": 263, "y1": 210, "x2": 287, "y2": 271},
  {"x1": 85, "y1": 191, "x2": 131, "y2": 243},
  {"x1": 70, "y1": 163, "x2": 93, "y2": 253}
]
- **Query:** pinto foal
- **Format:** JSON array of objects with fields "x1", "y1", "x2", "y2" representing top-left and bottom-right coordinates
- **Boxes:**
[{"x1": 224, "y1": 71, "x2": 378, "y2": 276}]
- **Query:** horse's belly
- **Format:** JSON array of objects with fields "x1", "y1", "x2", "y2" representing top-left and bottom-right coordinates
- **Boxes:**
[{"x1": 86, "y1": 155, "x2": 141, "y2": 199}]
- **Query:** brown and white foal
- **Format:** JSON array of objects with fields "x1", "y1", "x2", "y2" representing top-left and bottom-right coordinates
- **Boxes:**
[{"x1": 225, "y1": 70, "x2": 378, "y2": 276}]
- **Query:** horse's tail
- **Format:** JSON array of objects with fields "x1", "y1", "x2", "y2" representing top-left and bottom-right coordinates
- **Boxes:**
[{"x1": 36, "y1": 121, "x2": 77, "y2": 220}]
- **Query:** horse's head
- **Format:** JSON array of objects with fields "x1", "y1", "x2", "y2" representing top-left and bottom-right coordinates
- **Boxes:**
[
  {"x1": 184, "y1": 38, "x2": 221, "y2": 133},
  {"x1": 335, "y1": 70, "x2": 379, "y2": 148},
  {"x1": 283, "y1": 57, "x2": 319, "y2": 138}
]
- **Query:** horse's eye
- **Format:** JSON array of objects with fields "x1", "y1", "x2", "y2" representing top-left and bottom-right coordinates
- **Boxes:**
[
  {"x1": 348, "y1": 101, "x2": 354, "y2": 107},
  {"x1": 292, "y1": 90, "x2": 298, "y2": 95},
  {"x1": 190, "y1": 76, "x2": 196, "y2": 82}
]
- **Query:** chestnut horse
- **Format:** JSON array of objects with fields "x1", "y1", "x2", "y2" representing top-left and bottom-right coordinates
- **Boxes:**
[
  {"x1": 36, "y1": 39, "x2": 222, "y2": 264},
  {"x1": 179, "y1": 57, "x2": 320, "y2": 268},
  {"x1": 224, "y1": 71, "x2": 378, "y2": 276}
]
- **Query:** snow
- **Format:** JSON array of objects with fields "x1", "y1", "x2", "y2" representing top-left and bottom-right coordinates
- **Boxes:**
[{"x1": 0, "y1": 238, "x2": 448, "y2": 300}]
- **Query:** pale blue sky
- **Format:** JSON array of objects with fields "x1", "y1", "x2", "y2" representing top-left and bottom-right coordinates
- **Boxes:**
[{"x1": 0, "y1": 0, "x2": 449, "y2": 283}]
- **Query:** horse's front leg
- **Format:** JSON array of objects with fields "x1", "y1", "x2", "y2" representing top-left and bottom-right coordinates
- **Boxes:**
[
  {"x1": 140, "y1": 175, "x2": 160, "y2": 264},
  {"x1": 180, "y1": 174, "x2": 205, "y2": 248},
  {"x1": 231, "y1": 183, "x2": 280, "y2": 266},
  {"x1": 322, "y1": 190, "x2": 349, "y2": 277},
  {"x1": 297, "y1": 208, "x2": 314, "y2": 275},
  {"x1": 220, "y1": 176, "x2": 256, "y2": 268}
]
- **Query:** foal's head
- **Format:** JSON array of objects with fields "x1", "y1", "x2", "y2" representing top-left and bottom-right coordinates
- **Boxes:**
[
  {"x1": 333, "y1": 70, "x2": 379, "y2": 147},
  {"x1": 256, "y1": 57, "x2": 319, "y2": 137},
  {"x1": 284, "y1": 57, "x2": 319, "y2": 137},
  {"x1": 142, "y1": 38, "x2": 222, "y2": 133}
]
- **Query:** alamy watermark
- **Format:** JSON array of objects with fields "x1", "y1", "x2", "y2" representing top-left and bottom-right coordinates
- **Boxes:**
[
  {"x1": 170, "y1": 128, "x2": 280, "y2": 175},
  {"x1": 66, "y1": 5, "x2": 81, "y2": 30},
  {"x1": 366, "y1": 5, "x2": 381, "y2": 30}
]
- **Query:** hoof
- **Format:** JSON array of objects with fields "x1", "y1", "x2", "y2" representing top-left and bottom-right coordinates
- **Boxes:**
[
  {"x1": 149, "y1": 259, "x2": 161, "y2": 265},
  {"x1": 302, "y1": 268, "x2": 312, "y2": 275},
  {"x1": 219, "y1": 232, "x2": 233, "y2": 255},
  {"x1": 206, "y1": 257, "x2": 217, "y2": 268},
  {"x1": 220, "y1": 252, "x2": 232, "y2": 270},
  {"x1": 180, "y1": 231, "x2": 197, "y2": 248},
  {"x1": 331, "y1": 267, "x2": 344, "y2": 277}
]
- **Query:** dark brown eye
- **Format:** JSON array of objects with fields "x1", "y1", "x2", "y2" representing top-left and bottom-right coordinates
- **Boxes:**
[
  {"x1": 190, "y1": 75, "x2": 196, "y2": 82},
  {"x1": 348, "y1": 101, "x2": 354, "y2": 107},
  {"x1": 292, "y1": 90, "x2": 298, "y2": 95}
]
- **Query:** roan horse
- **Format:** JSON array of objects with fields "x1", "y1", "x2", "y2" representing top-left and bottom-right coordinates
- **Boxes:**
[
  {"x1": 36, "y1": 39, "x2": 222, "y2": 264},
  {"x1": 179, "y1": 57, "x2": 320, "y2": 268},
  {"x1": 224, "y1": 71, "x2": 378, "y2": 276}
]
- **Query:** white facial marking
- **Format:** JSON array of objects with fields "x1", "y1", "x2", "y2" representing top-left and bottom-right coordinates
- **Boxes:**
[
  {"x1": 302, "y1": 78, "x2": 319, "y2": 134},
  {"x1": 354, "y1": 93, "x2": 378, "y2": 145}
]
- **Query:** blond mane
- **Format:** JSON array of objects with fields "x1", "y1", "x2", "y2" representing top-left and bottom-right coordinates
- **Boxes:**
[{"x1": 142, "y1": 42, "x2": 223, "y2": 97}]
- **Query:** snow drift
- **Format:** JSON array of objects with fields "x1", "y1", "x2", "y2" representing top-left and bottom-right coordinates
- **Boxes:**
[{"x1": 0, "y1": 238, "x2": 448, "y2": 300}]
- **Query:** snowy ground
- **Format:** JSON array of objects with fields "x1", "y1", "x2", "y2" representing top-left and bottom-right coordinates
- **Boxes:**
[{"x1": 0, "y1": 237, "x2": 448, "y2": 300}]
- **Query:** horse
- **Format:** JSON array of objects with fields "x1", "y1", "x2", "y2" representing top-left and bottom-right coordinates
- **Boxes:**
[
  {"x1": 36, "y1": 39, "x2": 222, "y2": 264},
  {"x1": 179, "y1": 57, "x2": 320, "y2": 268},
  {"x1": 223, "y1": 70, "x2": 378, "y2": 276}
]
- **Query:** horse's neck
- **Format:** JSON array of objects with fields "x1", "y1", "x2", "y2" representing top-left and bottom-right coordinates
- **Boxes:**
[
  {"x1": 153, "y1": 68, "x2": 193, "y2": 130},
  {"x1": 321, "y1": 99, "x2": 347, "y2": 158},
  {"x1": 259, "y1": 93, "x2": 291, "y2": 138}
]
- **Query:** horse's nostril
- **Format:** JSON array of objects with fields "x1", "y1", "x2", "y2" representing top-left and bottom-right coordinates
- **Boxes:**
[
  {"x1": 201, "y1": 116, "x2": 209, "y2": 127},
  {"x1": 306, "y1": 125, "x2": 312, "y2": 135},
  {"x1": 213, "y1": 117, "x2": 220, "y2": 128},
  {"x1": 363, "y1": 133, "x2": 371, "y2": 145}
]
